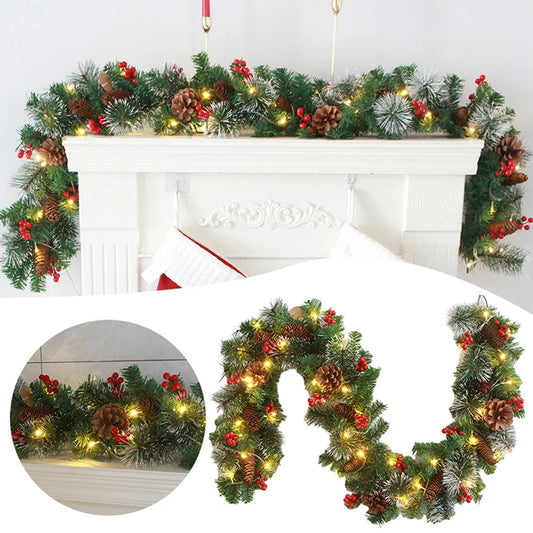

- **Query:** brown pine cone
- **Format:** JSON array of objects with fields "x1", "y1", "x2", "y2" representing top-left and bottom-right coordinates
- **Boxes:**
[
  {"x1": 488, "y1": 219, "x2": 521, "y2": 238},
  {"x1": 335, "y1": 402, "x2": 356, "y2": 420},
  {"x1": 476, "y1": 434, "x2": 497, "y2": 465},
  {"x1": 242, "y1": 361, "x2": 269, "y2": 388},
  {"x1": 315, "y1": 364, "x2": 343, "y2": 392},
  {"x1": 424, "y1": 471, "x2": 444, "y2": 502},
  {"x1": 18, "y1": 406, "x2": 56, "y2": 423},
  {"x1": 102, "y1": 89, "x2": 133, "y2": 106},
  {"x1": 481, "y1": 321, "x2": 505, "y2": 350},
  {"x1": 477, "y1": 380, "x2": 491, "y2": 396},
  {"x1": 483, "y1": 398, "x2": 514, "y2": 431},
  {"x1": 375, "y1": 88, "x2": 393, "y2": 98},
  {"x1": 213, "y1": 81, "x2": 234, "y2": 101},
  {"x1": 275, "y1": 97, "x2": 292, "y2": 113},
  {"x1": 42, "y1": 194, "x2": 61, "y2": 223},
  {"x1": 171, "y1": 88, "x2": 202, "y2": 121},
  {"x1": 91, "y1": 403, "x2": 129, "y2": 440},
  {"x1": 494, "y1": 133, "x2": 525, "y2": 165},
  {"x1": 241, "y1": 454, "x2": 256, "y2": 485},
  {"x1": 503, "y1": 172, "x2": 528, "y2": 186},
  {"x1": 311, "y1": 104, "x2": 341, "y2": 135},
  {"x1": 34, "y1": 244, "x2": 50, "y2": 276},
  {"x1": 253, "y1": 330, "x2": 274, "y2": 344},
  {"x1": 38, "y1": 138, "x2": 67, "y2": 167},
  {"x1": 363, "y1": 492, "x2": 389, "y2": 514},
  {"x1": 283, "y1": 322, "x2": 312, "y2": 339},
  {"x1": 138, "y1": 396, "x2": 160, "y2": 418},
  {"x1": 68, "y1": 98, "x2": 92, "y2": 118},
  {"x1": 243, "y1": 403, "x2": 261, "y2": 431},
  {"x1": 452, "y1": 106, "x2": 469, "y2": 127},
  {"x1": 342, "y1": 456, "x2": 364, "y2": 472},
  {"x1": 288, "y1": 306, "x2": 305, "y2": 321}
]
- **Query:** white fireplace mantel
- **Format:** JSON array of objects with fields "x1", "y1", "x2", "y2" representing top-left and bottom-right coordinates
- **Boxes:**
[{"x1": 63, "y1": 136, "x2": 484, "y2": 295}]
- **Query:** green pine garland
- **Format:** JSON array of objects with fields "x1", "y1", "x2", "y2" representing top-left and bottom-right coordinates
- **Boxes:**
[
  {"x1": 210, "y1": 298, "x2": 524, "y2": 524},
  {"x1": 11, "y1": 365, "x2": 205, "y2": 469},
  {"x1": 0, "y1": 54, "x2": 529, "y2": 291}
]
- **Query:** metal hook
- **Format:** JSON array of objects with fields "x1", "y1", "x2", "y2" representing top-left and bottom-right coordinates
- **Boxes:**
[
  {"x1": 173, "y1": 184, "x2": 180, "y2": 229},
  {"x1": 346, "y1": 174, "x2": 356, "y2": 226}
]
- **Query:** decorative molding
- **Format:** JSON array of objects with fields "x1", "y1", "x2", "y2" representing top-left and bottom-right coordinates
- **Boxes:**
[{"x1": 198, "y1": 200, "x2": 344, "y2": 230}]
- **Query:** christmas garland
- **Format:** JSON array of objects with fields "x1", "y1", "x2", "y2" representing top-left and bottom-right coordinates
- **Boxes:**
[
  {"x1": 210, "y1": 298, "x2": 524, "y2": 524},
  {"x1": 11, "y1": 365, "x2": 206, "y2": 469},
  {"x1": 0, "y1": 54, "x2": 530, "y2": 291}
]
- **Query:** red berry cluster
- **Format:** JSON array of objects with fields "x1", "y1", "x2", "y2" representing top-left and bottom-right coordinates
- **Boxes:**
[
  {"x1": 254, "y1": 469, "x2": 268, "y2": 490},
  {"x1": 458, "y1": 483, "x2": 473, "y2": 503},
  {"x1": 459, "y1": 331, "x2": 473, "y2": 350},
  {"x1": 39, "y1": 374, "x2": 60, "y2": 394},
  {"x1": 17, "y1": 143, "x2": 33, "y2": 159},
  {"x1": 308, "y1": 391, "x2": 330, "y2": 407},
  {"x1": 263, "y1": 340, "x2": 275, "y2": 354},
  {"x1": 296, "y1": 107, "x2": 314, "y2": 132},
  {"x1": 107, "y1": 372, "x2": 124, "y2": 399},
  {"x1": 354, "y1": 356, "x2": 368, "y2": 372},
  {"x1": 87, "y1": 118, "x2": 102, "y2": 135},
  {"x1": 343, "y1": 493, "x2": 361, "y2": 508},
  {"x1": 412, "y1": 100, "x2": 427, "y2": 118},
  {"x1": 354, "y1": 412, "x2": 369, "y2": 429},
  {"x1": 508, "y1": 396, "x2": 524, "y2": 412},
  {"x1": 323, "y1": 309, "x2": 336, "y2": 327},
  {"x1": 162, "y1": 372, "x2": 187, "y2": 399},
  {"x1": 518, "y1": 216, "x2": 533, "y2": 232},
  {"x1": 394, "y1": 455, "x2": 407, "y2": 474},
  {"x1": 62, "y1": 186, "x2": 79, "y2": 203},
  {"x1": 232, "y1": 58, "x2": 252, "y2": 80},
  {"x1": 493, "y1": 319, "x2": 510, "y2": 342},
  {"x1": 441, "y1": 424, "x2": 464, "y2": 436},
  {"x1": 224, "y1": 432, "x2": 238, "y2": 446},
  {"x1": 475, "y1": 74, "x2": 488, "y2": 87},
  {"x1": 495, "y1": 159, "x2": 516, "y2": 177},
  {"x1": 195, "y1": 104, "x2": 211, "y2": 120},
  {"x1": 112, "y1": 426, "x2": 131, "y2": 444},
  {"x1": 118, "y1": 61, "x2": 137, "y2": 83},
  {"x1": 265, "y1": 401, "x2": 279, "y2": 415},
  {"x1": 46, "y1": 257, "x2": 61, "y2": 283},
  {"x1": 12, "y1": 429, "x2": 25, "y2": 444},
  {"x1": 227, "y1": 371, "x2": 240, "y2": 385},
  {"x1": 18, "y1": 219, "x2": 32, "y2": 240}
]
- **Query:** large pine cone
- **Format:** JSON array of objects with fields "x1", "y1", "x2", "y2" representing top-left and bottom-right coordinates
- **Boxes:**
[
  {"x1": 242, "y1": 361, "x2": 269, "y2": 388},
  {"x1": 18, "y1": 406, "x2": 56, "y2": 423},
  {"x1": 68, "y1": 98, "x2": 92, "y2": 118},
  {"x1": 335, "y1": 402, "x2": 356, "y2": 420},
  {"x1": 311, "y1": 104, "x2": 341, "y2": 135},
  {"x1": 34, "y1": 244, "x2": 50, "y2": 276},
  {"x1": 476, "y1": 434, "x2": 497, "y2": 465},
  {"x1": 213, "y1": 81, "x2": 234, "y2": 101},
  {"x1": 243, "y1": 403, "x2": 261, "y2": 431},
  {"x1": 42, "y1": 194, "x2": 61, "y2": 223},
  {"x1": 315, "y1": 364, "x2": 343, "y2": 392},
  {"x1": 452, "y1": 106, "x2": 469, "y2": 127},
  {"x1": 253, "y1": 330, "x2": 274, "y2": 344},
  {"x1": 171, "y1": 88, "x2": 201, "y2": 121},
  {"x1": 38, "y1": 138, "x2": 67, "y2": 166},
  {"x1": 343, "y1": 456, "x2": 364, "y2": 472},
  {"x1": 494, "y1": 133, "x2": 525, "y2": 165},
  {"x1": 503, "y1": 172, "x2": 528, "y2": 186},
  {"x1": 483, "y1": 398, "x2": 514, "y2": 431},
  {"x1": 489, "y1": 219, "x2": 521, "y2": 238},
  {"x1": 242, "y1": 454, "x2": 256, "y2": 485},
  {"x1": 101, "y1": 89, "x2": 133, "y2": 106},
  {"x1": 363, "y1": 492, "x2": 389, "y2": 514},
  {"x1": 424, "y1": 471, "x2": 444, "y2": 502},
  {"x1": 283, "y1": 322, "x2": 312, "y2": 339},
  {"x1": 138, "y1": 396, "x2": 160, "y2": 418},
  {"x1": 481, "y1": 321, "x2": 505, "y2": 350},
  {"x1": 91, "y1": 403, "x2": 129, "y2": 440},
  {"x1": 275, "y1": 97, "x2": 292, "y2": 113}
]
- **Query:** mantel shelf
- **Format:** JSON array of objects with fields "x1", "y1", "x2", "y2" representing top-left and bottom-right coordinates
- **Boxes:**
[{"x1": 63, "y1": 135, "x2": 484, "y2": 175}]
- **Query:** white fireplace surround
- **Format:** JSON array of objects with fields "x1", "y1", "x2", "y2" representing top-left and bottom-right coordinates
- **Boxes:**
[{"x1": 63, "y1": 136, "x2": 484, "y2": 295}]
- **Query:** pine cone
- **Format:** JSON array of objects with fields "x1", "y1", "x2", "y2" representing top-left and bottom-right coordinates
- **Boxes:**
[
  {"x1": 335, "y1": 402, "x2": 356, "y2": 420},
  {"x1": 452, "y1": 106, "x2": 469, "y2": 127},
  {"x1": 42, "y1": 194, "x2": 61, "y2": 223},
  {"x1": 494, "y1": 133, "x2": 525, "y2": 165},
  {"x1": 503, "y1": 172, "x2": 528, "y2": 186},
  {"x1": 363, "y1": 492, "x2": 389, "y2": 514},
  {"x1": 375, "y1": 88, "x2": 394, "y2": 98},
  {"x1": 311, "y1": 104, "x2": 341, "y2": 135},
  {"x1": 102, "y1": 89, "x2": 133, "y2": 106},
  {"x1": 424, "y1": 471, "x2": 444, "y2": 502},
  {"x1": 241, "y1": 454, "x2": 256, "y2": 485},
  {"x1": 275, "y1": 97, "x2": 292, "y2": 113},
  {"x1": 98, "y1": 72, "x2": 114, "y2": 92},
  {"x1": 38, "y1": 138, "x2": 67, "y2": 166},
  {"x1": 343, "y1": 456, "x2": 364, "y2": 472},
  {"x1": 213, "y1": 81, "x2": 234, "y2": 101},
  {"x1": 483, "y1": 398, "x2": 514, "y2": 431},
  {"x1": 138, "y1": 396, "x2": 160, "y2": 418},
  {"x1": 477, "y1": 380, "x2": 491, "y2": 396},
  {"x1": 283, "y1": 322, "x2": 312, "y2": 339},
  {"x1": 34, "y1": 244, "x2": 50, "y2": 276},
  {"x1": 91, "y1": 403, "x2": 129, "y2": 440},
  {"x1": 242, "y1": 361, "x2": 269, "y2": 388},
  {"x1": 171, "y1": 88, "x2": 201, "y2": 121},
  {"x1": 253, "y1": 330, "x2": 274, "y2": 344},
  {"x1": 315, "y1": 364, "x2": 343, "y2": 392},
  {"x1": 481, "y1": 321, "x2": 505, "y2": 350},
  {"x1": 476, "y1": 434, "x2": 497, "y2": 465},
  {"x1": 488, "y1": 219, "x2": 521, "y2": 238},
  {"x1": 68, "y1": 98, "x2": 92, "y2": 118},
  {"x1": 288, "y1": 306, "x2": 305, "y2": 321},
  {"x1": 18, "y1": 406, "x2": 55, "y2": 423},
  {"x1": 243, "y1": 403, "x2": 261, "y2": 431}
]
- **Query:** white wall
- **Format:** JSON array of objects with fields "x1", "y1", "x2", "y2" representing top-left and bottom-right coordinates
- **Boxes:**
[{"x1": 1, "y1": 0, "x2": 531, "y2": 309}]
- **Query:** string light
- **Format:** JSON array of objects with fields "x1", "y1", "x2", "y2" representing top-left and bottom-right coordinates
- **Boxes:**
[
  {"x1": 36, "y1": 210, "x2": 43, "y2": 219},
  {"x1": 240, "y1": 452, "x2": 248, "y2": 459},
  {"x1": 424, "y1": 111, "x2": 433, "y2": 119},
  {"x1": 248, "y1": 86, "x2": 256, "y2": 95},
  {"x1": 33, "y1": 428, "x2": 45, "y2": 439},
  {"x1": 263, "y1": 359, "x2": 272, "y2": 369},
  {"x1": 234, "y1": 419, "x2": 243, "y2": 427},
  {"x1": 202, "y1": 90, "x2": 211, "y2": 100},
  {"x1": 468, "y1": 434, "x2": 479, "y2": 446},
  {"x1": 398, "y1": 89, "x2": 409, "y2": 97},
  {"x1": 87, "y1": 441, "x2": 98, "y2": 448},
  {"x1": 65, "y1": 83, "x2": 75, "y2": 93},
  {"x1": 499, "y1": 352, "x2": 507, "y2": 361},
  {"x1": 310, "y1": 311, "x2": 319, "y2": 322},
  {"x1": 76, "y1": 127, "x2": 86, "y2": 136},
  {"x1": 468, "y1": 126, "x2": 476, "y2": 134},
  {"x1": 483, "y1": 310, "x2": 491, "y2": 319},
  {"x1": 263, "y1": 461, "x2": 273, "y2": 470},
  {"x1": 277, "y1": 339, "x2": 287, "y2": 350},
  {"x1": 356, "y1": 449, "x2": 366, "y2": 459},
  {"x1": 430, "y1": 458, "x2": 439, "y2": 466},
  {"x1": 388, "y1": 456, "x2": 396, "y2": 466},
  {"x1": 341, "y1": 385, "x2": 350, "y2": 393},
  {"x1": 252, "y1": 319, "x2": 262, "y2": 329},
  {"x1": 343, "y1": 98, "x2": 352, "y2": 105},
  {"x1": 129, "y1": 409, "x2": 139, "y2": 418},
  {"x1": 277, "y1": 115, "x2": 288, "y2": 126},
  {"x1": 224, "y1": 470, "x2": 235, "y2": 480},
  {"x1": 168, "y1": 119, "x2": 178, "y2": 127},
  {"x1": 178, "y1": 405, "x2": 187, "y2": 415}
]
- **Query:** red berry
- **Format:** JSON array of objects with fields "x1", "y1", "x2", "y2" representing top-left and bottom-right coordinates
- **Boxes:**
[
  {"x1": 232, "y1": 66, "x2": 239, "y2": 73},
  {"x1": 459, "y1": 494, "x2": 465, "y2": 501},
  {"x1": 233, "y1": 59, "x2": 240, "y2": 65},
  {"x1": 17, "y1": 149, "x2": 24, "y2": 158},
  {"x1": 442, "y1": 428, "x2": 448, "y2": 434},
  {"x1": 25, "y1": 150, "x2": 33, "y2": 159},
  {"x1": 303, "y1": 114, "x2": 311, "y2": 122},
  {"x1": 525, "y1": 225, "x2": 531, "y2": 230},
  {"x1": 316, "y1": 399, "x2": 323, "y2": 406},
  {"x1": 296, "y1": 107, "x2": 304, "y2": 117},
  {"x1": 52, "y1": 379, "x2": 59, "y2": 386},
  {"x1": 162, "y1": 381, "x2": 169, "y2": 388},
  {"x1": 459, "y1": 430, "x2": 464, "y2": 435},
  {"x1": 299, "y1": 122, "x2": 307, "y2": 129},
  {"x1": 240, "y1": 60, "x2": 247, "y2": 67},
  {"x1": 451, "y1": 425, "x2": 457, "y2": 431}
]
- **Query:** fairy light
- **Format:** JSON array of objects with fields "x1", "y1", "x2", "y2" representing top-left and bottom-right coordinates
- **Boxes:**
[
  {"x1": 356, "y1": 449, "x2": 366, "y2": 459},
  {"x1": 67, "y1": 198, "x2": 75, "y2": 206},
  {"x1": 248, "y1": 86, "x2": 256, "y2": 95},
  {"x1": 343, "y1": 98, "x2": 352, "y2": 105},
  {"x1": 398, "y1": 89, "x2": 409, "y2": 97},
  {"x1": 341, "y1": 385, "x2": 350, "y2": 393},
  {"x1": 483, "y1": 310, "x2": 491, "y2": 319},
  {"x1": 263, "y1": 359, "x2": 272, "y2": 369},
  {"x1": 87, "y1": 440, "x2": 98, "y2": 448},
  {"x1": 430, "y1": 458, "x2": 439, "y2": 466},
  {"x1": 179, "y1": 405, "x2": 187, "y2": 415},
  {"x1": 65, "y1": 83, "x2": 75, "y2": 93},
  {"x1": 310, "y1": 311, "x2": 319, "y2": 322},
  {"x1": 277, "y1": 115, "x2": 288, "y2": 126},
  {"x1": 263, "y1": 461, "x2": 273, "y2": 471},
  {"x1": 277, "y1": 339, "x2": 287, "y2": 350},
  {"x1": 240, "y1": 452, "x2": 248, "y2": 459},
  {"x1": 76, "y1": 127, "x2": 86, "y2": 136},
  {"x1": 414, "y1": 479, "x2": 424, "y2": 490},
  {"x1": 252, "y1": 319, "x2": 262, "y2": 330},
  {"x1": 36, "y1": 210, "x2": 43, "y2": 219},
  {"x1": 468, "y1": 434, "x2": 479, "y2": 446},
  {"x1": 224, "y1": 470, "x2": 235, "y2": 480},
  {"x1": 33, "y1": 428, "x2": 45, "y2": 439},
  {"x1": 499, "y1": 352, "x2": 507, "y2": 361},
  {"x1": 468, "y1": 126, "x2": 476, "y2": 135},
  {"x1": 202, "y1": 90, "x2": 211, "y2": 100},
  {"x1": 168, "y1": 119, "x2": 178, "y2": 127},
  {"x1": 388, "y1": 456, "x2": 396, "y2": 466},
  {"x1": 129, "y1": 409, "x2": 139, "y2": 418},
  {"x1": 424, "y1": 111, "x2": 433, "y2": 119},
  {"x1": 311, "y1": 379, "x2": 318, "y2": 386},
  {"x1": 342, "y1": 430, "x2": 351, "y2": 440}
]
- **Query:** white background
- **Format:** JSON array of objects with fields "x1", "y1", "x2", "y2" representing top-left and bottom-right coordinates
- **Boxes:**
[
  {"x1": 0, "y1": 0, "x2": 532, "y2": 310},
  {"x1": 1, "y1": 258, "x2": 532, "y2": 531}
]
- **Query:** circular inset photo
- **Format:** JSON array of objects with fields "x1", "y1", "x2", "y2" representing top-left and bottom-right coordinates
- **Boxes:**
[{"x1": 10, "y1": 320, "x2": 205, "y2": 515}]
